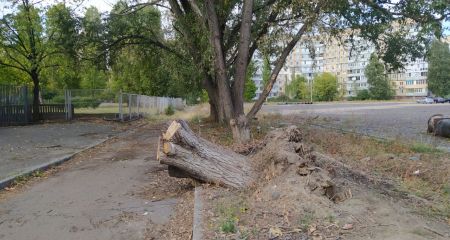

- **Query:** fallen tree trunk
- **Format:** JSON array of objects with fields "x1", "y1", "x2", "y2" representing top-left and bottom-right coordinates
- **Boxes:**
[
  {"x1": 158, "y1": 120, "x2": 255, "y2": 188},
  {"x1": 427, "y1": 114, "x2": 450, "y2": 138}
]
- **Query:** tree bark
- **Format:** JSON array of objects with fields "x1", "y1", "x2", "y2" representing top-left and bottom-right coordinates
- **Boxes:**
[
  {"x1": 31, "y1": 69, "x2": 41, "y2": 121},
  {"x1": 158, "y1": 120, "x2": 255, "y2": 188}
]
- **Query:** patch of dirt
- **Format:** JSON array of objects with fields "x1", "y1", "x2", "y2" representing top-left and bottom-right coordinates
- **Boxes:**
[
  {"x1": 202, "y1": 125, "x2": 450, "y2": 240},
  {"x1": 145, "y1": 191, "x2": 195, "y2": 240}
]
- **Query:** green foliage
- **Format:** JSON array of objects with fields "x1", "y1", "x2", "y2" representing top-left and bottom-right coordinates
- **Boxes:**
[
  {"x1": 286, "y1": 75, "x2": 309, "y2": 100},
  {"x1": 366, "y1": 54, "x2": 394, "y2": 100},
  {"x1": 165, "y1": 105, "x2": 175, "y2": 116},
  {"x1": 355, "y1": 89, "x2": 371, "y2": 100},
  {"x1": 52, "y1": 95, "x2": 101, "y2": 109},
  {"x1": 313, "y1": 73, "x2": 338, "y2": 101},
  {"x1": 427, "y1": 40, "x2": 450, "y2": 97},
  {"x1": 267, "y1": 94, "x2": 291, "y2": 102},
  {"x1": 244, "y1": 61, "x2": 257, "y2": 101},
  {"x1": 262, "y1": 55, "x2": 271, "y2": 87},
  {"x1": 220, "y1": 218, "x2": 237, "y2": 233}
]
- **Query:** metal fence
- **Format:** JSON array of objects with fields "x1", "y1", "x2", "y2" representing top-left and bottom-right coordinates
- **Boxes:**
[
  {"x1": 0, "y1": 85, "x2": 30, "y2": 126},
  {"x1": 1, "y1": 86, "x2": 185, "y2": 125},
  {"x1": 118, "y1": 92, "x2": 185, "y2": 121}
]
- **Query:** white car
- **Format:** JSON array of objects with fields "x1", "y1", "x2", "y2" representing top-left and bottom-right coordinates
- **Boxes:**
[{"x1": 416, "y1": 97, "x2": 434, "y2": 104}]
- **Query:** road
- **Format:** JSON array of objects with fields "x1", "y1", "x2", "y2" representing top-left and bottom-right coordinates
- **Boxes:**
[{"x1": 262, "y1": 102, "x2": 450, "y2": 151}]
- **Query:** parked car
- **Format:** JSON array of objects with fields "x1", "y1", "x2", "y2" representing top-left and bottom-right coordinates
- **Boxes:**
[
  {"x1": 445, "y1": 98, "x2": 450, "y2": 103},
  {"x1": 417, "y1": 97, "x2": 434, "y2": 104},
  {"x1": 434, "y1": 97, "x2": 446, "y2": 103}
]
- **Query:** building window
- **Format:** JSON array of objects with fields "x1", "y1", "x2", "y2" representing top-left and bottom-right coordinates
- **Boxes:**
[{"x1": 406, "y1": 80, "x2": 414, "y2": 85}]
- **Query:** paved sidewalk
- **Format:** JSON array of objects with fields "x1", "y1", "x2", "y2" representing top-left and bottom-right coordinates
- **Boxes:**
[
  {"x1": 0, "y1": 124, "x2": 177, "y2": 240},
  {"x1": 0, "y1": 122, "x2": 120, "y2": 183}
]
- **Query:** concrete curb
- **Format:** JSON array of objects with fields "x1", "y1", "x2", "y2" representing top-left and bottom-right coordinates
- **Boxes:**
[
  {"x1": 192, "y1": 186, "x2": 203, "y2": 240},
  {"x1": 0, "y1": 138, "x2": 110, "y2": 190}
]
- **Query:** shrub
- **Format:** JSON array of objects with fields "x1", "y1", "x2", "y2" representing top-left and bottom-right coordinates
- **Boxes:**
[
  {"x1": 165, "y1": 105, "x2": 175, "y2": 115},
  {"x1": 267, "y1": 95, "x2": 292, "y2": 102},
  {"x1": 220, "y1": 218, "x2": 236, "y2": 233},
  {"x1": 355, "y1": 89, "x2": 371, "y2": 100},
  {"x1": 51, "y1": 95, "x2": 102, "y2": 108}
]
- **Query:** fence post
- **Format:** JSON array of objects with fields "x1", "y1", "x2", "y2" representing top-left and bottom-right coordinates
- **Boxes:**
[
  {"x1": 22, "y1": 86, "x2": 29, "y2": 124},
  {"x1": 137, "y1": 95, "x2": 140, "y2": 118},
  {"x1": 68, "y1": 90, "x2": 72, "y2": 120},
  {"x1": 128, "y1": 94, "x2": 132, "y2": 120},
  {"x1": 118, "y1": 90, "x2": 123, "y2": 121}
]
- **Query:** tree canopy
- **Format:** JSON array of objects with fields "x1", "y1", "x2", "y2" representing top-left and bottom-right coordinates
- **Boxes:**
[
  {"x1": 427, "y1": 39, "x2": 450, "y2": 97},
  {"x1": 313, "y1": 73, "x2": 338, "y2": 101},
  {"x1": 366, "y1": 53, "x2": 394, "y2": 100}
]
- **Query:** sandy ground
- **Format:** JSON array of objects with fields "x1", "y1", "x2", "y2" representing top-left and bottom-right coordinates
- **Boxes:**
[
  {"x1": 0, "y1": 122, "x2": 193, "y2": 240},
  {"x1": 262, "y1": 102, "x2": 450, "y2": 151},
  {"x1": 0, "y1": 121, "x2": 121, "y2": 181}
]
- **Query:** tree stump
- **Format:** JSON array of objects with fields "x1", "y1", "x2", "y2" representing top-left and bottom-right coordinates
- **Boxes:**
[{"x1": 158, "y1": 120, "x2": 255, "y2": 188}]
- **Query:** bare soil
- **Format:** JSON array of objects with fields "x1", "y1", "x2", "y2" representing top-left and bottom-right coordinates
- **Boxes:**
[{"x1": 200, "y1": 122, "x2": 450, "y2": 240}]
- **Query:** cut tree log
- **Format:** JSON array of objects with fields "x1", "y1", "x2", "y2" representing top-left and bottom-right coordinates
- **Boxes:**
[{"x1": 158, "y1": 120, "x2": 255, "y2": 188}]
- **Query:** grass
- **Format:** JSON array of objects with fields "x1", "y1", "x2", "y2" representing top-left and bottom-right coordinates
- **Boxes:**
[
  {"x1": 213, "y1": 195, "x2": 248, "y2": 235},
  {"x1": 74, "y1": 104, "x2": 119, "y2": 114},
  {"x1": 293, "y1": 120, "x2": 450, "y2": 219},
  {"x1": 410, "y1": 143, "x2": 442, "y2": 153},
  {"x1": 198, "y1": 112, "x2": 449, "y2": 219},
  {"x1": 298, "y1": 210, "x2": 316, "y2": 231}
]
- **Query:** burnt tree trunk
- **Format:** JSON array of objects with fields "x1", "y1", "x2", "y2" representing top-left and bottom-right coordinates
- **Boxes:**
[{"x1": 158, "y1": 120, "x2": 255, "y2": 188}]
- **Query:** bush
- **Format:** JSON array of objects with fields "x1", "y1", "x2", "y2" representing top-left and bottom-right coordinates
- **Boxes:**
[
  {"x1": 267, "y1": 95, "x2": 292, "y2": 102},
  {"x1": 51, "y1": 95, "x2": 102, "y2": 109},
  {"x1": 355, "y1": 89, "x2": 371, "y2": 100},
  {"x1": 165, "y1": 105, "x2": 175, "y2": 115}
]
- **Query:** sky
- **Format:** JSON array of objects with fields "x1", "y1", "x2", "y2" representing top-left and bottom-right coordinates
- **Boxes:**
[
  {"x1": 80, "y1": 0, "x2": 117, "y2": 13},
  {"x1": 0, "y1": 0, "x2": 449, "y2": 36}
]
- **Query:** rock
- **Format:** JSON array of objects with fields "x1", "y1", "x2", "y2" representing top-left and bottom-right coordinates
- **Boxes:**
[
  {"x1": 271, "y1": 191, "x2": 281, "y2": 200},
  {"x1": 342, "y1": 223, "x2": 353, "y2": 230},
  {"x1": 409, "y1": 154, "x2": 421, "y2": 161}
]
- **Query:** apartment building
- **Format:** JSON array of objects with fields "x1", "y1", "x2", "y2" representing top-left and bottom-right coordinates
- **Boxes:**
[
  {"x1": 280, "y1": 34, "x2": 429, "y2": 98},
  {"x1": 252, "y1": 52, "x2": 282, "y2": 99}
]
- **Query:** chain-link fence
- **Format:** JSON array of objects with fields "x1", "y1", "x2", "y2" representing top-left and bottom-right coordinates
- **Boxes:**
[
  {"x1": 119, "y1": 93, "x2": 185, "y2": 121},
  {"x1": 44, "y1": 89, "x2": 185, "y2": 121}
]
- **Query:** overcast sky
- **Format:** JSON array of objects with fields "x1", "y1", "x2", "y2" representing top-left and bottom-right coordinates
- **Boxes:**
[{"x1": 81, "y1": 0, "x2": 117, "y2": 13}]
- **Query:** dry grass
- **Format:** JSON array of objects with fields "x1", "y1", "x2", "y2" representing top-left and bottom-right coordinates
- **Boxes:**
[{"x1": 196, "y1": 112, "x2": 449, "y2": 219}]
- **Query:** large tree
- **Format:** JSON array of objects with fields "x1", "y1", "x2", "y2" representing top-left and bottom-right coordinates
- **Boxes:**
[
  {"x1": 427, "y1": 39, "x2": 450, "y2": 97},
  {"x1": 313, "y1": 73, "x2": 338, "y2": 101},
  {"x1": 0, "y1": 0, "x2": 79, "y2": 119},
  {"x1": 121, "y1": 0, "x2": 445, "y2": 143}
]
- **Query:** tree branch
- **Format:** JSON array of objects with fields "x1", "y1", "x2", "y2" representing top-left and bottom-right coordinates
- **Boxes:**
[{"x1": 247, "y1": 22, "x2": 312, "y2": 119}]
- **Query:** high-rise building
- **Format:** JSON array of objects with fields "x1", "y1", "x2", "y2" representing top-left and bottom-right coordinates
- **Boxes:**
[{"x1": 278, "y1": 34, "x2": 429, "y2": 99}]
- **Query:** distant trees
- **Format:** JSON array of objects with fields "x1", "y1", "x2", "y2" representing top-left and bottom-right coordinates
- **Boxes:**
[
  {"x1": 365, "y1": 53, "x2": 394, "y2": 100},
  {"x1": 285, "y1": 73, "x2": 338, "y2": 102},
  {"x1": 244, "y1": 61, "x2": 257, "y2": 101},
  {"x1": 285, "y1": 75, "x2": 308, "y2": 100},
  {"x1": 427, "y1": 40, "x2": 450, "y2": 97},
  {"x1": 313, "y1": 73, "x2": 338, "y2": 101},
  {"x1": 0, "y1": 0, "x2": 204, "y2": 110}
]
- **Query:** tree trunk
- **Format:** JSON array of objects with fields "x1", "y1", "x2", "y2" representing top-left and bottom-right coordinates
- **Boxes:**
[
  {"x1": 158, "y1": 120, "x2": 255, "y2": 188},
  {"x1": 230, "y1": 114, "x2": 251, "y2": 143},
  {"x1": 31, "y1": 69, "x2": 41, "y2": 121}
]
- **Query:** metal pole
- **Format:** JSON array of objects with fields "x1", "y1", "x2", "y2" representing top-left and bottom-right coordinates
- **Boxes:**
[
  {"x1": 128, "y1": 94, "x2": 132, "y2": 120},
  {"x1": 118, "y1": 90, "x2": 123, "y2": 121},
  {"x1": 137, "y1": 95, "x2": 140, "y2": 117}
]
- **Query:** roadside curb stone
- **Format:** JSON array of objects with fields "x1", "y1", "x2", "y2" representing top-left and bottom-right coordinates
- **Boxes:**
[{"x1": 192, "y1": 186, "x2": 203, "y2": 240}]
